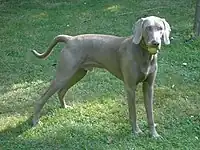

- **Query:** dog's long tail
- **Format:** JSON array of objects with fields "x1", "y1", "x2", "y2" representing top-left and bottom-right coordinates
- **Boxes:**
[{"x1": 31, "y1": 35, "x2": 72, "y2": 59}]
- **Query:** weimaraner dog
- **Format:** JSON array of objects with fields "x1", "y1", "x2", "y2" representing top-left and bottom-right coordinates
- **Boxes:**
[{"x1": 31, "y1": 16, "x2": 171, "y2": 138}]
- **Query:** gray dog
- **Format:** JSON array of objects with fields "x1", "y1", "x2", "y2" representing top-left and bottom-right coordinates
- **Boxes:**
[{"x1": 31, "y1": 16, "x2": 171, "y2": 138}]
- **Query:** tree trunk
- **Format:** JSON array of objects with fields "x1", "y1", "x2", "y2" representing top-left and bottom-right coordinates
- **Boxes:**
[{"x1": 194, "y1": 0, "x2": 200, "y2": 36}]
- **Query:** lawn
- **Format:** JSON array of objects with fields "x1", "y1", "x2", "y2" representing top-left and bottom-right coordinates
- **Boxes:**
[{"x1": 0, "y1": 0, "x2": 200, "y2": 149}]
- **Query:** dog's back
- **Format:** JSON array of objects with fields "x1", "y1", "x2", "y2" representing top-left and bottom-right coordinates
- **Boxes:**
[{"x1": 66, "y1": 34, "x2": 126, "y2": 78}]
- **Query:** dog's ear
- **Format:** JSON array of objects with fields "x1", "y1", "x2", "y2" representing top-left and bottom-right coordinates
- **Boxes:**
[
  {"x1": 162, "y1": 18, "x2": 171, "y2": 45},
  {"x1": 132, "y1": 18, "x2": 144, "y2": 44}
]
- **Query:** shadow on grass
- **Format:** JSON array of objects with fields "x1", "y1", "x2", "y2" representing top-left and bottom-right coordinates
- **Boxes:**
[
  {"x1": 0, "y1": 116, "x2": 151, "y2": 150},
  {"x1": 0, "y1": 128, "x2": 126, "y2": 150},
  {"x1": 0, "y1": 115, "x2": 33, "y2": 138},
  {"x1": 1, "y1": 117, "x2": 200, "y2": 150}
]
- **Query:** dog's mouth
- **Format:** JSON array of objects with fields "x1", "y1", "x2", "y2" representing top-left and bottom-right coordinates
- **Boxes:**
[
  {"x1": 140, "y1": 39, "x2": 160, "y2": 54},
  {"x1": 145, "y1": 40, "x2": 161, "y2": 54}
]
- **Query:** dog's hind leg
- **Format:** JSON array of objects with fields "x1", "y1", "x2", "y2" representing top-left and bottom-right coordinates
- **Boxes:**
[
  {"x1": 32, "y1": 79, "x2": 68, "y2": 126},
  {"x1": 32, "y1": 53, "x2": 82, "y2": 126},
  {"x1": 58, "y1": 69, "x2": 87, "y2": 108}
]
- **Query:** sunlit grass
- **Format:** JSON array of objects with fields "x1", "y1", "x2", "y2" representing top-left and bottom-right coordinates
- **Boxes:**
[
  {"x1": 0, "y1": 0, "x2": 199, "y2": 149},
  {"x1": 105, "y1": 5, "x2": 121, "y2": 12}
]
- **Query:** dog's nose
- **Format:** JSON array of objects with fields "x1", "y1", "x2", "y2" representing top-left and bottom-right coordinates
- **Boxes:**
[{"x1": 151, "y1": 40, "x2": 159, "y2": 46}]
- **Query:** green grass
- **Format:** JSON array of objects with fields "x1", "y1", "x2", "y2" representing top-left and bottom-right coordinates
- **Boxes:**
[{"x1": 0, "y1": 0, "x2": 200, "y2": 149}]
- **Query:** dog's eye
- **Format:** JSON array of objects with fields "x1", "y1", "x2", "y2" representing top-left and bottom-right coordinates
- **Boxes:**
[
  {"x1": 157, "y1": 26, "x2": 163, "y2": 30},
  {"x1": 146, "y1": 26, "x2": 153, "y2": 31}
]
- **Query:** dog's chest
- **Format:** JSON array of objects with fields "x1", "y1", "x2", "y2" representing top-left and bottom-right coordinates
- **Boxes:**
[{"x1": 138, "y1": 58, "x2": 157, "y2": 82}]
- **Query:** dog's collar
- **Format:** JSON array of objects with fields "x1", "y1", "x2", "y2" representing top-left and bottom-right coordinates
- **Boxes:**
[{"x1": 139, "y1": 39, "x2": 148, "y2": 51}]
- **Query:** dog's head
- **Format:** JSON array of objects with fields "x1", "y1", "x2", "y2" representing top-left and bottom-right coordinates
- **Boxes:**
[{"x1": 132, "y1": 16, "x2": 171, "y2": 54}]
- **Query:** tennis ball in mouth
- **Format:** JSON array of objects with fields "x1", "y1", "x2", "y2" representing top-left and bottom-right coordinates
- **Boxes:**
[{"x1": 148, "y1": 48, "x2": 157, "y2": 54}]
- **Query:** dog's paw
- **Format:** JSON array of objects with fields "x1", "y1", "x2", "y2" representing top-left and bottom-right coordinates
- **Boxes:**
[
  {"x1": 133, "y1": 128, "x2": 144, "y2": 137},
  {"x1": 61, "y1": 104, "x2": 73, "y2": 109},
  {"x1": 150, "y1": 132, "x2": 163, "y2": 140}
]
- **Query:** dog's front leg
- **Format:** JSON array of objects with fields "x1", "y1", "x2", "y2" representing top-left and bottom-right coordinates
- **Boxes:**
[
  {"x1": 125, "y1": 86, "x2": 143, "y2": 136},
  {"x1": 143, "y1": 73, "x2": 160, "y2": 138}
]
